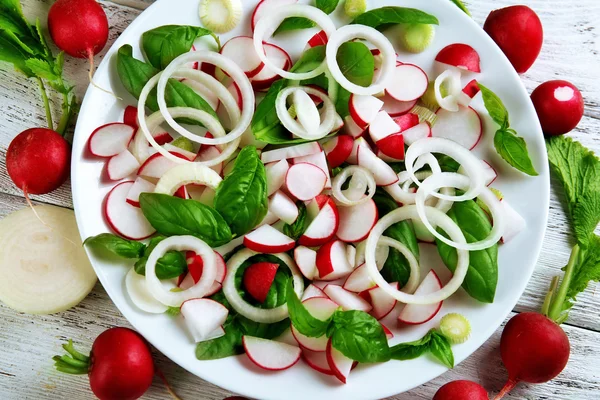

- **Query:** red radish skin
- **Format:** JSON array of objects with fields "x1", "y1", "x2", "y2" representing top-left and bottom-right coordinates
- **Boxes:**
[
  {"x1": 89, "y1": 328, "x2": 154, "y2": 400},
  {"x1": 6, "y1": 128, "x2": 71, "y2": 195},
  {"x1": 435, "y1": 44, "x2": 481, "y2": 73},
  {"x1": 483, "y1": 6, "x2": 543, "y2": 74},
  {"x1": 530, "y1": 80, "x2": 584, "y2": 136},
  {"x1": 123, "y1": 106, "x2": 138, "y2": 129},
  {"x1": 243, "y1": 262, "x2": 279, "y2": 303},
  {"x1": 494, "y1": 313, "x2": 570, "y2": 399},
  {"x1": 433, "y1": 380, "x2": 489, "y2": 400}
]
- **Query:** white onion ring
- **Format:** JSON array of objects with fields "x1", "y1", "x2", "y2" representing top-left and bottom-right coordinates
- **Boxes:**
[
  {"x1": 156, "y1": 51, "x2": 254, "y2": 146},
  {"x1": 332, "y1": 166, "x2": 376, "y2": 206},
  {"x1": 435, "y1": 69, "x2": 462, "y2": 112},
  {"x1": 253, "y1": 5, "x2": 336, "y2": 81},
  {"x1": 223, "y1": 248, "x2": 304, "y2": 323},
  {"x1": 145, "y1": 236, "x2": 217, "y2": 307},
  {"x1": 405, "y1": 138, "x2": 485, "y2": 202},
  {"x1": 326, "y1": 24, "x2": 396, "y2": 96},
  {"x1": 416, "y1": 173, "x2": 505, "y2": 251},
  {"x1": 377, "y1": 236, "x2": 421, "y2": 294},
  {"x1": 366, "y1": 205, "x2": 469, "y2": 305},
  {"x1": 275, "y1": 86, "x2": 335, "y2": 140},
  {"x1": 355, "y1": 240, "x2": 389, "y2": 271},
  {"x1": 154, "y1": 163, "x2": 223, "y2": 195}
]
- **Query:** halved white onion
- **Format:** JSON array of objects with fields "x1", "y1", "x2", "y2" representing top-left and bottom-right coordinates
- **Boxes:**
[
  {"x1": 253, "y1": 5, "x2": 336, "y2": 81},
  {"x1": 223, "y1": 248, "x2": 304, "y2": 323},
  {"x1": 435, "y1": 69, "x2": 462, "y2": 112},
  {"x1": 154, "y1": 163, "x2": 223, "y2": 195},
  {"x1": 325, "y1": 24, "x2": 396, "y2": 96},
  {"x1": 365, "y1": 205, "x2": 469, "y2": 304},
  {"x1": 275, "y1": 86, "x2": 335, "y2": 140},
  {"x1": 415, "y1": 172, "x2": 505, "y2": 251},
  {"x1": 145, "y1": 236, "x2": 217, "y2": 307},
  {"x1": 332, "y1": 166, "x2": 376, "y2": 206}
]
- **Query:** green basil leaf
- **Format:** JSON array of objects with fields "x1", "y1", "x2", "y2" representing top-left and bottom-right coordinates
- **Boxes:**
[
  {"x1": 331, "y1": 310, "x2": 390, "y2": 363},
  {"x1": 494, "y1": 129, "x2": 538, "y2": 176},
  {"x1": 436, "y1": 154, "x2": 461, "y2": 173},
  {"x1": 389, "y1": 330, "x2": 433, "y2": 360},
  {"x1": 317, "y1": 0, "x2": 340, "y2": 14},
  {"x1": 195, "y1": 316, "x2": 243, "y2": 360},
  {"x1": 142, "y1": 25, "x2": 217, "y2": 69},
  {"x1": 133, "y1": 235, "x2": 187, "y2": 280},
  {"x1": 286, "y1": 280, "x2": 331, "y2": 337},
  {"x1": 436, "y1": 199, "x2": 498, "y2": 303},
  {"x1": 214, "y1": 146, "x2": 268, "y2": 236},
  {"x1": 234, "y1": 254, "x2": 291, "y2": 309},
  {"x1": 275, "y1": 17, "x2": 316, "y2": 35},
  {"x1": 236, "y1": 315, "x2": 290, "y2": 339},
  {"x1": 478, "y1": 83, "x2": 509, "y2": 129},
  {"x1": 336, "y1": 41, "x2": 375, "y2": 88},
  {"x1": 352, "y1": 7, "x2": 439, "y2": 30},
  {"x1": 449, "y1": 0, "x2": 471, "y2": 16},
  {"x1": 84, "y1": 233, "x2": 146, "y2": 259},
  {"x1": 430, "y1": 331, "x2": 454, "y2": 368},
  {"x1": 283, "y1": 202, "x2": 308, "y2": 240},
  {"x1": 291, "y1": 45, "x2": 327, "y2": 73},
  {"x1": 139, "y1": 193, "x2": 232, "y2": 247},
  {"x1": 335, "y1": 84, "x2": 352, "y2": 119}
]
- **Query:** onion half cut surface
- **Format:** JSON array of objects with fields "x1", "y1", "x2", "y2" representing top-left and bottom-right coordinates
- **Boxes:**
[{"x1": 0, "y1": 206, "x2": 96, "y2": 314}]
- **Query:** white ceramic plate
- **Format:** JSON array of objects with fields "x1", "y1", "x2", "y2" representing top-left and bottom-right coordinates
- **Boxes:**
[{"x1": 72, "y1": 0, "x2": 549, "y2": 398}]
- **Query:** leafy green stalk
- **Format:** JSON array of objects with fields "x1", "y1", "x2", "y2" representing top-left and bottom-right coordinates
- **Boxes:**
[
  {"x1": 449, "y1": 0, "x2": 471, "y2": 16},
  {"x1": 547, "y1": 246, "x2": 580, "y2": 322},
  {"x1": 53, "y1": 340, "x2": 90, "y2": 375},
  {"x1": 36, "y1": 77, "x2": 53, "y2": 130}
]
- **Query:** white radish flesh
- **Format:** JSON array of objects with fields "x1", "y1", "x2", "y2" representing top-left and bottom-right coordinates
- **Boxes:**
[
  {"x1": 381, "y1": 93, "x2": 417, "y2": 117},
  {"x1": 326, "y1": 340, "x2": 353, "y2": 384},
  {"x1": 126, "y1": 177, "x2": 156, "y2": 207},
  {"x1": 357, "y1": 145, "x2": 399, "y2": 186},
  {"x1": 299, "y1": 200, "x2": 339, "y2": 247},
  {"x1": 342, "y1": 115, "x2": 365, "y2": 138},
  {"x1": 386, "y1": 64, "x2": 429, "y2": 102},
  {"x1": 107, "y1": 150, "x2": 140, "y2": 181},
  {"x1": 369, "y1": 111, "x2": 400, "y2": 143},
  {"x1": 243, "y1": 336, "x2": 301, "y2": 371},
  {"x1": 402, "y1": 122, "x2": 432, "y2": 147},
  {"x1": 303, "y1": 349, "x2": 334, "y2": 375},
  {"x1": 293, "y1": 151, "x2": 332, "y2": 189},
  {"x1": 336, "y1": 198, "x2": 378, "y2": 243},
  {"x1": 294, "y1": 246, "x2": 318, "y2": 280},
  {"x1": 261, "y1": 142, "x2": 321, "y2": 164},
  {"x1": 324, "y1": 285, "x2": 372, "y2": 312},
  {"x1": 432, "y1": 106, "x2": 482, "y2": 150},
  {"x1": 500, "y1": 200, "x2": 526, "y2": 243},
  {"x1": 137, "y1": 152, "x2": 190, "y2": 179},
  {"x1": 196, "y1": 146, "x2": 224, "y2": 175},
  {"x1": 286, "y1": 163, "x2": 327, "y2": 201},
  {"x1": 220, "y1": 36, "x2": 264, "y2": 77},
  {"x1": 343, "y1": 263, "x2": 376, "y2": 293},
  {"x1": 88, "y1": 123, "x2": 135, "y2": 157},
  {"x1": 301, "y1": 284, "x2": 326, "y2": 301},
  {"x1": 398, "y1": 270, "x2": 443, "y2": 324},
  {"x1": 105, "y1": 181, "x2": 156, "y2": 240},
  {"x1": 266, "y1": 159, "x2": 290, "y2": 196},
  {"x1": 366, "y1": 283, "x2": 398, "y2": 320},
  {"x1": 316, "y1": 240, "x2": 354, "y2": 280},
  {"x1": 349, "y1": 94, "x2": 384, "y2": 128},
  {"x1": 244, "y1": 224, "x2": 295, "y2": 253},
  {"x1": 181, "y1": 298, "x2": 229, "y2": 342},
  {"x1": 269, "y1": 190, "x2": 299, "y2": 224}
]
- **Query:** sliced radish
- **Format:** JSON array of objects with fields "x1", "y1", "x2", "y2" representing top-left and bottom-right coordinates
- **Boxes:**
[
  {"x1": 376, "y1": 132, "x2": 405, "y2": 161},
  {"x1": 197, "y1": 187, "x2": 216, "y2": 206},
  {"x1": 362, "y1": 283, "x2": 398, "y2": 320},
  {"x1": 269, "y1": 190, "x2": 298, "y2": 224},
  {"x1": 88, "y1": 123, "x2": 135, "y2": 157},
  {"x1": 381, "y1": 323, "x2": 394, "y2": 340},
  {"x1": 152, "y1": 131, "x2": 173, "y2": 146},
  {"x1": 395, "y1": 113, "x2": 420, "y2": 132},
  {"x1": 349, "y1": 94, "x2": 384, "y2": 128},
  {"x1": 291, "y1": 297, "x2": 338, "y2": 352},
  {"x1": 326, "y1": 340, "x2": 353, "y2": 384},
  {"x1": 435, "y1": 43, "x2": 481, "y2": 73},
  {"x1": 220, "y1": 36, "x2": 264, "y2": 78},
  {"x1": 301, "y1": 284, "x2": 327, "y2": 301},
  {"x1": 385, "y1": 64, "x2": 429, "y2": 102},
  {"x1": 457, "y1": 79, "x2": 481, "y2": 106},
  {"x1": 402, "y1": 122, "x2": 432, "y2": 147},
  {"x1": 302, "y1": 349, "x2": 334, "y2": 375},
  {"x1": 381, "y1": 93, "x2": 418, "y2": 117},
  {"x1": 107, "y1": 150, "x2": 140, "y2": 181},
  {"x1": 357, "y1": 145, "x2": 398, "y2": 186},
  {"x1": 126, "y1": 177, "x2": 156, "y2": 207},
  {"x1": 500, "y1": 200, "x2": 526, "y2": 244},
  {"x1": 322, "y1": 135, "x2": 353, "y2": 169},
  {"x1": 294, "y1": 246, "x2": 318, "y2": 280},
  {"x1": 163, "y1": 143, "x2": 197, "y2": 161},
  {"x1": 243, "y1": 336, "x2": 301, "y2": 371},
  {"x1": 258, "y1": 209, "x2": 280, "y2": 226},
  {"x1": 336, "y1": 199, "x2": 378, "y2": 243},
  {"x1": 261, "y1": 142, "x2": 321, "y2": 164},
  {"x1": 243, "y1": 261, "x2": 280, "y2": 303},
  {"x1": 347, "y1": 137, "x2": 370, "y2": 164},
  {"x1": 299, "y1": 200, "x2": 339, "y2": 247},
  {"x1": 125, "y1": 268, "x2": 168, "y2": 314},
  {"x1": 369, "y1": 111, "x2": 400, "y2": 143},
  {"x1": 251, "y1": 43, "x2": 292, "y2": 90},
  {"x1": 123, "y1": 106, "x2": 138, "y2": 129},
  {"x1": 342, "y1": 115, "x2": 365, "y2": 139},
  {"x1": 265, "y1": 159, "x2": 289, "y2": 196},
  {"x1": 293, "y1": 151, "x2": 331, "y2": 189},
  {"x1": 251, "y1": 0, "x2": 297, "y2": 31},
  {"x1": 432, "y1": 106, "x2": 482, "y2": 150},
  {"x1": 324, "y1": 285, "x2": 372, "y2": 312},
  {"x1": 181, "y1": 299, "x2": 229, "y2": 342},
  {"x1": 346, "y1": 245, "x2": 356, "y2": 269},
  {"x1": 104, "y1": 181, "x2": 156, "y2": 240},
  {"x1": 377, "y1": 149, "x2": 404, "y2": 163},
  {"x1": 286, "y1": 163, "x2": 327, "y2": 201},
  {"x1": 274, "y1": 328, "x2": 299, "y2": 347},
  {"x1": 305, "y1": 29, "x2": 329, "y2": 49},
  {"x1": 183, "y1": 250, "x2": 227, "y2": 284},
  {"x1": 196, "y1": 146, "x2": 224, "y2": 175},
  {"x1": 316, "y1": 240, "x2": 354, "y2": 280},
  {"x1": 137, "y1": 152, "x2": 192, "y2": 179},
  {"x1": 343, "y1": 263, "x2": 376, "y2": 293},
  {"x1": 398, "y1": 270, "x2": 443, "y2": 325},
  {"x1": 244, "y1": 224, "x2": 295, "y2": 253}
]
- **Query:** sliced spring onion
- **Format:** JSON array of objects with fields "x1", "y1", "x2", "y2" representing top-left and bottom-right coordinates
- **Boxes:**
[
  {"x1": 409, "y1": 104, "x2": 438, "y2": 126},
  {"x1": 199, "y1": 0, "x2": 242, "y2": 34},
  {"x1": 326, "y1": 24, "x2": 396, "y2": 96},
  {"x1": 365, "y1": 205, "x2": 469, "y2": 304},
  {"x1": 404, "y1": 137, "x2": 485, "y2": 202},
  {"x1": 154, "y1": 163, "x2": 223, "y2": 195},
  {"x1": 332, "y1": 166, "x2": 376, "y2": 206},
  {"x1": 434, "y1": 69, "x2": 462, "y2": 112},
  {"x1": 253, "y1": 5, "x2": 336, "y2": 81},
  {"x1": 275, "y1": 86, "x2": 336, "y2": 140},
  {"x1": 400, "y1": 24, "x2": 435, "y2": 54},
  {"x1": 344, "y1": 0, "x2": 367, "y2": 18},
  {"x1": 415, "y1": 172, "x2": 505, "y2": 251},
  {"x1": 439, "y1": 313, "x2": 472, "y2": 344},
  {"x1": 145, "y1": 236, "x2": 217, "y2": 307},
  {"x1": 223, "y1": 248, "x2": 304, "y2": 323}
]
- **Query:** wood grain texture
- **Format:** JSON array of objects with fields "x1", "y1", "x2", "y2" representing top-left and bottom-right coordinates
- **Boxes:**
[{"x1": 0, "y1": 0, "x2": 599, "y2": 399}]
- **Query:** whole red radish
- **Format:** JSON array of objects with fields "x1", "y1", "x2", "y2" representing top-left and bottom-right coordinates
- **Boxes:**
[
  {"x1": 493, "y1": 313, "x2": 570, "y2": 399},
  {"x1": 6, "y1": 128, "x2": 70, "y2": 195},
  {"x1": 483, "y1": 6, "x2": 543, "y2": 73},
  {"x1": 531, "y1": 80, "x2": 584, "y2": 136},
  {"x1": 54, "y1": 327, "x2": 154, "y2": 400},
  {"x1": 433, "y1": 380, "x2": 489, "y2": 400}
]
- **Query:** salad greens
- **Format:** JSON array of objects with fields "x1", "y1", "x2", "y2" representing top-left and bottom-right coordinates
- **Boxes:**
[
  {"x1": 283, "y1": 202, "x2": 308, "y2": 240},
  {"x1": 478, "y1": 84, "x2": 538, "y2": 176},
  {"x1": 214, "y1": 146, "x2": 268, "y2": 237},
  {"x1": 274, "y1": 0, "x2": 339, "y2": 35},
  {"x1": 352, "y1": 7, "x2": 439, "y2": 30},
  {"x1": 335, "y1": 41, "x2": 375, "y2": 88},
  {"x1": 389, "y1": 329, "x2": 454, "y2": 368},
  {"x1": 234, "y1": 254, "x2": 292, "y2": 309},
  {"x1": 84, "y1": 233, "x2": 146, "y2": 259}
]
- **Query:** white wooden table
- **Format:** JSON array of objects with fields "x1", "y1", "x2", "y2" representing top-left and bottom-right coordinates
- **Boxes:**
[{"x1": 1, "y1": 0, "x2": 599, "y2": 398}]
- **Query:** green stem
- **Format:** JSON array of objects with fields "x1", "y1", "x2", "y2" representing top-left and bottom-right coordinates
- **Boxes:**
[
  {"x1": 56, "y1": 92, "x2": 72, "y2": 136},
  {"x1": 53, "y1": 339, "x2": 90, "y2": 375},
  {"x1": 37, "y1": 78, "x2": 54, "y2": 131},
  {"x1": 541, "y1": 276, "x2": 560, "y2": 316},
  {"x1": 548, "y1": 245, "x2": 580, "y2": 322}
]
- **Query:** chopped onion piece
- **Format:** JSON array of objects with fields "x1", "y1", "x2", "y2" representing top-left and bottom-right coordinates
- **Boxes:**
[
  {"x1": 275, "y1": 86, "x2": 336, "y2": 140},
  {"x1": 365, "y1": 205, "x2": 469, "y2": 304},
  {"x1": 332, "y1": 166, "x2": 376, "y2": 206},
  {"x1": 434, "y1": 69, "x2": 462, "y2": 112},
  {"x1": 154, "y1": 163, "x2": 223, "y2": 195}
]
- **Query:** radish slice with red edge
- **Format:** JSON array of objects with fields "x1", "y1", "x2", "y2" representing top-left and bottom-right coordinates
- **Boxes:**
[
  {"x1": 107, "y1": 150, "x2": 140, "y2": 181},
  {"x1": 336, "y1": 198, "x2": 378, "y2": 242},
  {"x1": 364, "y1": 282, "x2": 398, "y2": 320},
  {"x1": 286, "y1": 163, "x2": 327, "y2": 201},
  {"x1": 305, "y1": 29, "x2": 329, "y2": 49},
  {"x1": 322, "y1": 135, "x2": 353, "y2": 168},
  {"x1": 251, "y1": 0, "x2": 297, "y2": 31},
  {"x1": 316, "y1": 240, "x2": 354, "y2": 280},
  {"x1": 104, "y1": 181, "x2": 156, "y2": 240},
  {"x1": 342, "y1": 115, "x2": 365, "y2": 138},
  {"x1": 220, "y1": 36, "x2": 264, "y2": 77},
  {"x1": 181, "y1": 298, "x2": 228, "y2": 342},
  {"x1": 432, "y1": 106, "x2": 482, "y2": 150},
  {"x1": 266, "y1": 159, "x2": 290, "y2": 196},
  {"x1": 269, "y1": 190, "x2": 299, "y2": 225},
  {"x1": 381, "y1": 94, "x2": 417, "y2": 117},
  {"x1": 293, "y1": 151, "x2": 332, "y2": 189},
  {"x1": 346, "y1": 137, "x2": 369, "y2": 164},
  {"x1": 369, "y1": 111, "x2": 400, "y2": 143},
  {"x1": 326, "y1": 340, "x2": 353, "y2": 384},
  {"x1": 291, "y1": 297, "x2": 338, "y2": 352},
  {"x1": 88, "y1": 123, "x2": 135, "y2": 158},
  {"x1": 294, "y1": 246, "x2": 318, "y2": 280},
  {"x1": 349, "y1": 94, "x2": 384, "y2": 129},
  {"x1": 343, "y1": 263, "x2": 376, "y2": 293},
  {"x1": 324, "y1": 285, "x2": 372, "y2": 312},
  {"x1": 303, "y1": 349, "x2": 334, "y2": 375},
  {"x1": 126, "y1": 177, "x2": 156, "y2": 207},
  {"x1": 385, "y1": 64, "x2": 429, "y2": 102},
  {"x1": 243, "y1": 336, "x2": 301, "y2": 371},
  {"x1": 395, "y1": 113, "x2": 420, "y2": 131},
  {"x1": 398, "y1": 270, "x2": 443, "y2": 325},
  {"x1": 301, "y1": 284, "x2": 326, "y2": 301},
  {"x1": 435, "y1": 43, "x2": 481, "y2": 73},
  {"x1": 298, "y1": 200, "x2": 339, "y2": 247},
  {"x1": 123, "y1": 106, "x2": 138, "y2": 129},
  {"x1": 244, "y1": 224, "x2": 296, "y2": 253},
  {"x1": 376, "y1": 132, "x2": 405, "y2": 160},
  {"x1": 357, "y1": 145, "x2": 399, "y2": 186},
  {"x1": 402, "y1": 122, "x2": 432, "y2": 147},
  {"x1": 457, "y1": 79, "x2": 481, "y2": 106},
  {"x1": 251, "y1": 43, "x2": 292, "y2": 90}
]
